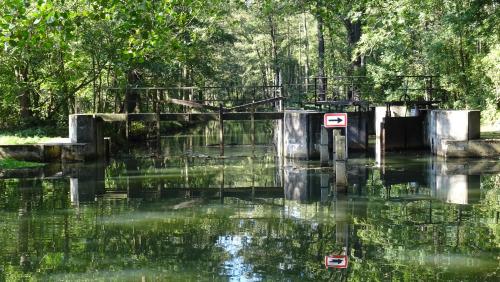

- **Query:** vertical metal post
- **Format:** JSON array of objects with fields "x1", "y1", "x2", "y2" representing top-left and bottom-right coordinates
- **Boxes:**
[
  {"x1": 251, "y1": 154, "x2": 255, "y2": 200},
  {"x1": 189, "y1": 88, "x2": 194, "y2": 114},
  {"x1": 280, "y1": 115, "x2": 285, "y2": 189},
  {"x1": 145, "y1": 88, "x2": 149, "y2": 112},
  {"x1": 113, "y1": 89, "x2": 117, "y2": 113},
  {"x1": 314, "y1": 77, "x2": 318, "y2": 102},
  {"x1": 320, "y1": 125, "x2": 329, "y2": 166},
  {"x1": 345, "y1": 126, "x2": 348, "y2": 160},
  {"x1": 220, "y1": 158, "x2": 225, "y2": 204},
  {"x1": 219, "y1": 103, "x2": 224, "y2": 156},
  {"x1": 278, "y1": 85, "x2": 284, "y2": 112},
  {"x1": 156, "y1": 89, "x2": 161, "y2": 155},
  {"x1": 251, "y1": 106, "x2": 255, "y2": 155},
  {"x1": 125, "y1": 116, "x2": 130, "y2": 141},
  {"x1": 427, "y1": 76, "x2": 433, "y2": 102},
  {"x1": 125, "y1": 87, "x2": 130, "y2": 140}
]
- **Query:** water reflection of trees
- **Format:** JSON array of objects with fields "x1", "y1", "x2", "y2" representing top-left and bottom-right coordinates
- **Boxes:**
[{"x1": 0, "y1": 164, "x2": 498, "y2": 281}]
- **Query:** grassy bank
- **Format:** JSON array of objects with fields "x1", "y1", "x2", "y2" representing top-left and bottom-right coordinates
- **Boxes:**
[
  {"x1": 0, "y1": 135, "x2": 56, "y2": 145},
  {"x1": 0, "y1": 126, "x2": 65, "y2": 145},
  {"x1": 0, "y1": 159, "x2": 46, "y2": 169}
]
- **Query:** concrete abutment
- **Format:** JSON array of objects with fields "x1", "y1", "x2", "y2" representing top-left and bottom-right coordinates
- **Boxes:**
[{"x1": 282, "y1": 110, "x2": 369, "y2": 160}]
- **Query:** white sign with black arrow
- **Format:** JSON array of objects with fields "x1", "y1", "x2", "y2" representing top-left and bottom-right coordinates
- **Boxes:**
[
  {"x1": 324, "y1": 113, "x2": 348, "y2": 128},
  {"x1": 324, "y1": 255, "x2": 348, "y2": 268}
]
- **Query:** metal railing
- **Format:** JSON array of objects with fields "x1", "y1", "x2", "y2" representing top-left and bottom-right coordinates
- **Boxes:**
[
  {"x1": 285, "y1": 76, "x2": 374, "y2": 106},
  {"x1": 95, "y1": 75, "x2": 444, "y2": 114},
  {"x1": 102, "y1": 85, "x2": 283, "y2": 114}
]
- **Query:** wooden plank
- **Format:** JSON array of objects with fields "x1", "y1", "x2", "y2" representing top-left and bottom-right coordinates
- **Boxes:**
[
  {"x1": 227, "y1": 97, "x2": 285, "y2": 111},
  {"x1": 163, "y1": 98, "x2": 220, "y2": 111},
  {"x1": 159, "y1": 112, "x2": 283, "y2": 121},
  {"x1": 92, "y1": 112, "x2": 283, "y2": 123},
  {"x1": 223, "y1": 112, "x2": 283, "y2": 120},
  {"x1": 160, "y1": 113, "x2": 218, "y2": 122},
  {"x1": 107, "y1": 187, "x2": 283, "y2": 193}
]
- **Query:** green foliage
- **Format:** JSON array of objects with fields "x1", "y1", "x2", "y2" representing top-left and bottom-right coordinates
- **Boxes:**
[
  {"x1": 0, "y1": 0, "x2": 498, "y2": 128},
  {"x1": 0, "y1": 135, "x2": 53, "y2": 145},
  {"x1": 0, "y1": 126, "x2": 65, "y2": 144},
  {"x1": 357, "y1": 0, "x2": 499, "y2": 121}
]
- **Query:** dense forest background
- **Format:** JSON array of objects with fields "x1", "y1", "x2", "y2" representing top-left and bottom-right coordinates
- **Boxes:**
[{"x1": 0, "y1": 0, "x2": 498, "y2": 129}]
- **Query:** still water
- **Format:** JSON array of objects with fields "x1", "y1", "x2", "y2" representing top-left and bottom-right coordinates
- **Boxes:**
[{"x1": 0, "y1": 121, "x2": 499, "y2": 281}]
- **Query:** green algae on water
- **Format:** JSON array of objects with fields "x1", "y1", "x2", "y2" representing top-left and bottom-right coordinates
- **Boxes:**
[{"x1": 0, "y1": 159, "x2": 46, "y2": 169}]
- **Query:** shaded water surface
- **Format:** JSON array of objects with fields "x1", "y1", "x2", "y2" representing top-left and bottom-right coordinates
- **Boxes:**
[{"x1": 0, "y1": 122, "x2": 499, "y2": 281}]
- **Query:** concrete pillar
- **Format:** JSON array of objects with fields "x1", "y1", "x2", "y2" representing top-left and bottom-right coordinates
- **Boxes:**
[
  {"x1": 283, "y1": 111, "x2": 323, "y2": 159},
  {"x1": 69, "y1": 114, "x2": 105, "y2": 160},
  {"x1": 70, "y1": 178, "x2": 79, "y2": 206},
  {"x1": 104, "y1": 137, "x2": 111, "y2": 160},
  {"x1": 320, "y1": 173, "x2": 330, "y2": 203},
  {"x1": 428, "y1": 160, "x2": 481, "y2": 205},
  {"x1": 319, "y1": 126, "x2": 329, "y2": 165},
  {"x1": 375, "y1": 138, "x2": 384, "y2": 167},
  {"x1": 427, "y1": 110, "x2": 480, "y2": 156},
  {"x1": 219, "y1": 104, "x2": 224, "y2": 156},
  {"x1": 335, "y1": 194, "x2": 349, "y2": 246},
  {"x1": 334, "y1": 134, "x2": 348, "y2": 188},
  {"x1": 335, "y1": 135, "x2": 347, "y2": 161},
  {"x1": 335, "y1": 162, "x2": 348, "y2": 188},
  {"x1": 284, "y1": 159, "x2": 322, "y2": 203},
  {"x1": 68, "y1": 163, "x2": 105, "y2": 203},
  {"x1": 433, "y1": 175, "x2": 480, "y2": 205},
  {"x1": 283, "y1": 110, "x2": 369, "y2": 160}
]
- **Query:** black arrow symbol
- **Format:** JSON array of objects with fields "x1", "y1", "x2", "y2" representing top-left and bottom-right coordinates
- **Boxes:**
[
  {"x1": 329, "y1": 259, "x2": 343, "y2": 264},
  {"x1": 329, "y1": 117, "x2": 343, "y2": 123}
]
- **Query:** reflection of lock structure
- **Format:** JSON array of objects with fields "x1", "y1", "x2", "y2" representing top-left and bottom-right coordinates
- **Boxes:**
[
  {"x1": 69, "y1": 163, "x2": 106, "y2": 206},
  {"x1": 429, "y1": 159, "x2": 482, "y2": 205}
]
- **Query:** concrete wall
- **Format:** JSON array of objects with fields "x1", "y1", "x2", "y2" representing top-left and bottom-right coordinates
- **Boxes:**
[
  {"x1": 283, "y1": 111, "x2": 323, "y2": 159},
  {"x1": 0, "y1": 142, "x2": 103, "y2": 162},
  {"x1": 69, "y1": 114, "x2": 105, "y2": 160},
  {"x1": 0, "y1": 115, "x2": 107, "y2": 163},
  {"x1": 283, "y1": 110, "x2": 369, "y2": 160},
  {"x1": 68, "y1": 163, "x2": 106, "y2": 203},
  {"x1": 376, "y1": 109, "x2": 484, "y2": 157},
  {"x1": 441, "y1": 139, "x2": 500, "y2": 158},
  {"x1": 0, "y1": 163, "x2": 62, "y2": 179},
  {"x1": 283, "y1": 159, "x2": 324, "y2": 203},
  {"x1": 427, "y1": 110, "x2": 480, "y2": 155},
  {"x1": 0, "y1": 144, "x2": 61, "y2": 162},
  {"x1": 428, "y1": 160, "x2": 481, "y2": 205}
]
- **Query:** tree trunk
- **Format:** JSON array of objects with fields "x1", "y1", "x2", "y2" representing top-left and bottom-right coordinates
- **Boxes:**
[
  {"x1": 344, "y1": 18, "x2": 362, "y2": 100},
  {"x1": 57, "y1": 50, "x2": 73, "y2": 115},
  {"x1": 303, "y1": 12, "x2": 310, "y2": 93},
  {"x1": 256, "y1": 46, "x2": 268, "y2": 88},
  {"x1": 125, "y1": 69, "x2": 141, "y2": 113},
  {"x1": 345, "y1": 19, "x2": 362, "y2": 75},
  {"x1": 316, "y1": 8, "x2": 326, "y2": 101},
  {"x1": 268, "y1": 15, "x2": 280, "y2": 87},
  {"x1": 15, "y1": 65, "x2": 32, "y2": 122},
  {"x1": 92, "y1": 55, "x2": 97, "y2": 112}
]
